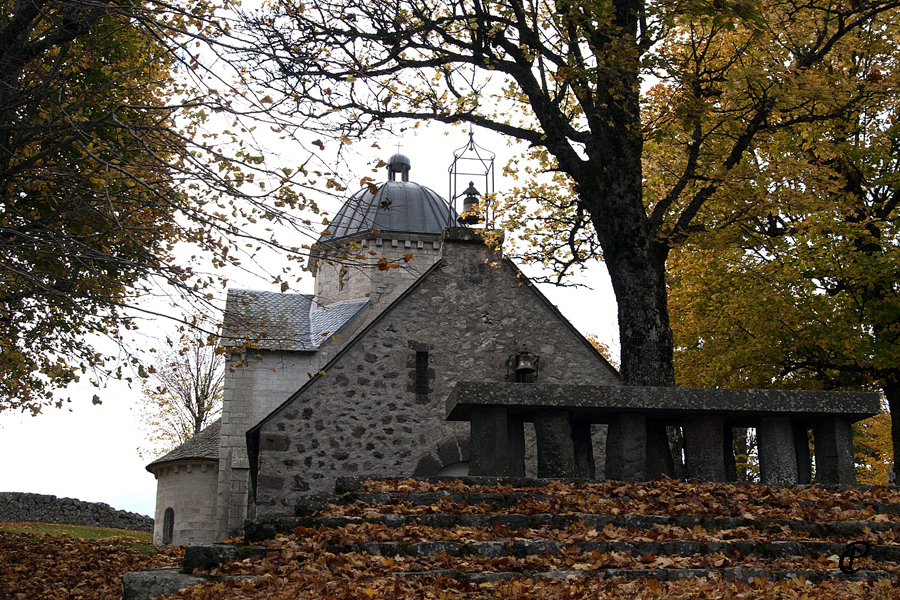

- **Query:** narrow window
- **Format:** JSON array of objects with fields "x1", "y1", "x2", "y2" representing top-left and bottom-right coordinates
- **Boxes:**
[
  {"x1": 162, "y1": 507, "x2": 175, "y2": 545},
  {"x1": 415, "y1": 351, "x2": 429, "y2": 394}
]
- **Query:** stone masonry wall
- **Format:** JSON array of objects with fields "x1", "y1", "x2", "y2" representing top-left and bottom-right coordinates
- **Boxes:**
[
  {"x1": 0, "y1": 492, "x2": 153, "y2": 532},
  {"x1": 314, "y1": 234, "x2": 443, "y2": 308},
  {"x1": 151, "y1": 460, "x2": 218, "y2": 545},
  {"x1": 254, "y1": 230, "x2": 620, "y2": 517},
  {"x1": 216, "y1": 350, "x2": 321, "y2": 539}
]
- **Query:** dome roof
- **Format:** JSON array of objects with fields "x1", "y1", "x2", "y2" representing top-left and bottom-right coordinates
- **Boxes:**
[{"x1": 318, "y1": 157, "x2": 457, "y2": 243}]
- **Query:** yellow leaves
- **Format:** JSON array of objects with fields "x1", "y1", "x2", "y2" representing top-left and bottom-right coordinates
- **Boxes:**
[{"x1": 360, "y1": 176, "x2": 378, "y2": 194}]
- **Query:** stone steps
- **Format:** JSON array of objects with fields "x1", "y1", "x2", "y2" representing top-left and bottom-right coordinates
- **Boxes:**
[
  {"x1": 319, "y1": 538, "x2": 900, "y2": 563},
  {"x1": 130, "y1": 477, "x2": 890, "y2": 599},
  {"x1": 242, "y1": 477, "x2": 900, "y2": 586},
  {"x1": 246, "y1": 511, "x2": 899, "y2": 542},
  {"x1": 391, "y1": 566, "x2": 891, "y2": 584}
]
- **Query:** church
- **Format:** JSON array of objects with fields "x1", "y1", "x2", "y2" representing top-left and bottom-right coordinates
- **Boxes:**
[{"x1": 145, "y1": 151, "x2": 620, "y2": 545}]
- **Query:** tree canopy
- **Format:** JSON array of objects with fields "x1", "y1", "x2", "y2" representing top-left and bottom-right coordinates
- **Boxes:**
[
  {"x1": 0, "y1": 1, "x2": 329, "y2": 414},
  {"x1": 138, "y1": 326, "x2": 223, "y2": 457},
  {"x1": 235, "y1": 0, "x2": 900, "y2": 396},
  {"x1": 667, "y1": 44, "x2": 900, "y2": 472}
]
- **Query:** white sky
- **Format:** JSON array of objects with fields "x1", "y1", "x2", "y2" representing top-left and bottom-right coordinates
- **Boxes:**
[{"x1": 0, "y1": 128, "x2": 619, "y2": 518}]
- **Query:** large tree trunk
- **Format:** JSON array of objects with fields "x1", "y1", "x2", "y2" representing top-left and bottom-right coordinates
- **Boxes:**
[
  {"x1": 882, "y1": 372, "x2": 900, "y2": 483},
  {"x1": 574, "y1": 0, "x2": 676, "y2": 389},
  {"x1": 604, "y1": 239, "x2": 675, "y2": 387}
]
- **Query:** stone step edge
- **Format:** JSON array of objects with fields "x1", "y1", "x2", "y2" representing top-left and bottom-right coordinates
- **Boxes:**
[
  {"x1": 245, "y1": 512, "x2": 898, "y2": 543},
  {"x1": 324, "y1": 539, "x2": 900, "y2": 563},
  {"x1": 334, "y1": 476, "x2": 900, "y2": 494},
  {"x1": 306, "y1": 490, "x2": 900, "y2": 516},
  {"x1": 393, "y1": 566, "x2": 895, "y2": 584},
  {"x1": 122, "y1": 568, "x2": 258, "y2": 600}
]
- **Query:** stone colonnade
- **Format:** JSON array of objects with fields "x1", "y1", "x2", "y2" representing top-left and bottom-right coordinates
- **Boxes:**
[{"x1": 450, "y1": 383, "x2": 878, "y2": 486}]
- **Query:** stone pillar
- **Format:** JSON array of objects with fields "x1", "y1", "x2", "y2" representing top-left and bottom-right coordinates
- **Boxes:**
[
  {"x1": 469, "y1": 407, "x2": 511, "y2": 477},
  {"x1": 534, "y1": 410, "x2": 575, "y2": 478},
  {"x1": 507, "y1": 416, "x2": 526, "y2": 477},
  {"x1": 813, "y1": 417, "x2": 856, "y2": 485},
  {"x1": 571, "y1": 419, "x2": 595, "y2": 479},
  {"x1": 793, "y1": 424, "x2": 812, "y2": 485},
  {"x1": 757, "y1": 417, "x2": 798, "y2": 485},
  {"x1": 683, "y1": 415, "x2": 727, "y2": 482},
  {"x1": 605, "y1": 413, "x2": 647, "y2": 481}
]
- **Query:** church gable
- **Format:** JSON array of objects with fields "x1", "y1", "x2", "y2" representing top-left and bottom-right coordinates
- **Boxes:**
[{"x1": 249, "y1": 228, "x2": 618, "y2": 517}]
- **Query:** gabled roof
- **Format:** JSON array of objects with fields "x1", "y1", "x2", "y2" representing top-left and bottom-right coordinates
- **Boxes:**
[
  {"x1": 221, "y1": 289, "x2": 368, "y2": 352},
  {"x1": 146, "y1": 419, "x2": 221, "y2": 472},
  {"x1": 247, "y1": 254, "x2": 620, "y2": 440}
]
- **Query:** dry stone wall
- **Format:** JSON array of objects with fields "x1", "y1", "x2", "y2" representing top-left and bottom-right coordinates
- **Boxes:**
[{"x1": 0, "y1": 492, "x2": 153, "y2": 532}]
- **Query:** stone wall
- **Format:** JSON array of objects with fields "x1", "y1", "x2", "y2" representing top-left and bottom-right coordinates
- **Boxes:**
[
  {"x1": 314, "y1": 234, "x2": 443, "y2": 308},
  {"x1": 217, "y1": 350, "x2": 321, "y2": 539},
  {"x1": 252, "y1": 229, "x2": 620, "y2": 518},
  {"x1": 0, "y1": 492, "x2": 153, "y2": 532},
  {"x1": 151, "y1": 460, "x2": 218, "y2": 545}
]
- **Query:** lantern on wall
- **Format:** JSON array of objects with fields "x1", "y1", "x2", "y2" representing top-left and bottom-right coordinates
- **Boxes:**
[{"x1": 507, "y1": 344, "x2": 539, "y2": 382}]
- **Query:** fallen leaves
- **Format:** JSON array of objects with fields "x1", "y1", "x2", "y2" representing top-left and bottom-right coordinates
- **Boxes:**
[
  {"x1": 169, "y1": 479, "x2": 900, "y2": 598},
  {"x1": 0, "y1": 529, "x2": 182, "y2": 599}
]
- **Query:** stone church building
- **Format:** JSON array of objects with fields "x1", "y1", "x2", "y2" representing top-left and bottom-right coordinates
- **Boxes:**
[{"x1": 146, "y1": 154, "x2": 619, "y2": 545}]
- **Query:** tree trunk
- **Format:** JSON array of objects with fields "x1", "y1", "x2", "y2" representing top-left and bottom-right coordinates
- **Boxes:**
[
  {"x1": 882, "y1": 372, "x2": 900, "y2": 483},
  {"x1": 604, "y1": 241, "x2": 675, "y2": 387},
  {"x1": 567, "y1": 0, "x2": 675, "y2": 389}
]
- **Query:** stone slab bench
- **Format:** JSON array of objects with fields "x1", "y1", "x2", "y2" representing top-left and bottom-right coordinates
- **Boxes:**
[{"x1": 445, "y1": 383, "x2": 881, "y2": 485}]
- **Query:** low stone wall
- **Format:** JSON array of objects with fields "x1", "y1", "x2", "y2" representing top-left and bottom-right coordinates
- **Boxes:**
[{"x1": 0, "y1": 492, "x2": 153, "y2": 532}]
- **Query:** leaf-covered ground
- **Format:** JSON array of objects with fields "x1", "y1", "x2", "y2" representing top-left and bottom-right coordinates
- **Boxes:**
[
  {"x1": 0, "y1": 524, "x2": 183, "y2": 599},
  {"x1": 3, "y1": 480, "x2": 900, "y2": 599},
  {"x1": 173, "y1": 479, "x2": 900, "y2": 599}
]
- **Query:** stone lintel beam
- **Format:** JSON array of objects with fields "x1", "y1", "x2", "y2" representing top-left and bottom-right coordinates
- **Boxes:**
[{"x1": 446, "y1": 383, "x2": 880, "y2": 424}]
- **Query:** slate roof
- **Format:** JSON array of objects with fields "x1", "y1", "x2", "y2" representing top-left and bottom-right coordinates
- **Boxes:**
[
  {"x1": 146, "y1": 419, "x2": 221, "y2": 471},
  {"x1": 221, "y1": 289, "x2": 368, "y2": 351},
  {"x1": 319, "y1": 180, "x2": 458, "y2": 243},
  {"x1": 310, "y1": 299, "x2": 371, "y2": 346}
]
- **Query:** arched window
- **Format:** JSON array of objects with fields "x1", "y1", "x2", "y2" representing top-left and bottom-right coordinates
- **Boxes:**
[
  {"x1": 436, "y1": 461, "x2": 469, "y2": 477},
  {"x1": 162, "y1": 507, "x2": 175, "y2": 545}
]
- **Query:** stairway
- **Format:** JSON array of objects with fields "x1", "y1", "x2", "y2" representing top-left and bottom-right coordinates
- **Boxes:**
[
  {"x1": 186, "y1": 478, "x2": 893, "y2": 594},
  {"x1": 140, "y1": 477, "x2": 900, "y2": 598}
]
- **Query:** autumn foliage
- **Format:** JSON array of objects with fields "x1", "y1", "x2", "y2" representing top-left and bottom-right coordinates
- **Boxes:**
[
  {"x1": 3, "y1": 478, "x2": 900, "y2": 598},
  {"x1": 171, "y1": 480, "x2": 900, "y2": 598},
  {"x1": 0, "y1": 526, "x2": 182, "y2": 599}
]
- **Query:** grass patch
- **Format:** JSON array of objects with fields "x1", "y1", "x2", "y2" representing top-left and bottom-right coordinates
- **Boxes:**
[{"x1": 0, "y1": 521, "x2": 157, "y2": 554}]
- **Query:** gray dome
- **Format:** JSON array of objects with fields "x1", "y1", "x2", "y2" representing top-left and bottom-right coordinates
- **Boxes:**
[{"x1": 319, "y1": 166, "x2": 457, "y2": 242}]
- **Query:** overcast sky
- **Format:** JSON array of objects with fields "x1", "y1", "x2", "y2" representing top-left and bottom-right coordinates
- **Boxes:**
[{"x1": 0, "y1": 129, "x2": 619, "y2": 518}]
